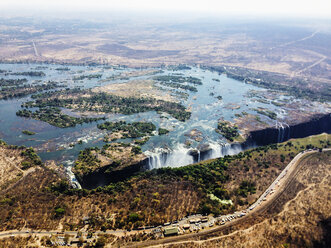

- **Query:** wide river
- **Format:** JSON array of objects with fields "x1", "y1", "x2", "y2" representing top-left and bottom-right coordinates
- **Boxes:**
[{"x1": 0, "y1": 63, "x2": 328, "y2": 173}]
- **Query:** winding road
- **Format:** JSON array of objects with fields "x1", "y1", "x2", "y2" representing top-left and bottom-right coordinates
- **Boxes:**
[{"x1": 0, "y1": 148, "x2": 330, "y2": 247}]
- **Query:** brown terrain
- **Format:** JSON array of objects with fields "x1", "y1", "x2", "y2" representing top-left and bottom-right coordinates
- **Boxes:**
[
  {"x1": 0, "y1": 18, "x2": 330, "y2": 86},
  {"x1": 93, "y1": 79, "x2": 176, "y2": 102},
  {"x1": 0, "y1": 135, "x2": 330, "y2": 247},
  {"x1": 130, "y1": 151, "x2": 331, "y2": 248},
  {"x1": 168, "y1": 152, "x2": 331, "y2": 247}
]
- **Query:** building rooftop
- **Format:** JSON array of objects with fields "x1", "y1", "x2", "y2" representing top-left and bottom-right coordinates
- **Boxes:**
[{"x1": 164, "y1": 227, "x2": 179, "y2": 236}]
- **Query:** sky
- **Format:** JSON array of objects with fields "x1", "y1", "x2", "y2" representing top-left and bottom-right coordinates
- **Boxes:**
[{"x1": 1, "y1": 0, "x2": 331, "y2": 19}]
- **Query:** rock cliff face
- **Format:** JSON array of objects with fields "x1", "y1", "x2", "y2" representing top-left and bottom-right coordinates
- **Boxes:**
[
  {"x1": 77, "y1": 113, "x2": 330, "y2": 189},
  {"x1": 78, "y1": 158, "x2": 148, "y2": 189},
  {"x1": 246, "y1": 113, "x2": 330, "y2": 146}
]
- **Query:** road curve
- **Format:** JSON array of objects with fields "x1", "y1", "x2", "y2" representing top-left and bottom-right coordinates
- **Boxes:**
[
  {"x1": 124, "y1": 148, "x2": 330, "y2": 248},
  {"x1": 0, "y1": 148, "x2": 329, "y2": 246}
]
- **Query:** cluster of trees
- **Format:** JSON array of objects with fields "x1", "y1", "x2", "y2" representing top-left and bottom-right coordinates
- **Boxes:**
[
  {"x1": 22, "y1": 130, "x2": 36, "y2": 135},
  {"x1": 30, "y1": 87, "x2": 81, "y2": 99},
  {"x1": 158, "y1": 128, "x2": 169, "y2": 135},
  {"x1": 0, "y1": 78, "x2": 27, "y2": 86},
  {"x1": 24, "y1": 91, "x2": 191, "y2": 122},
  {"x1": 252, "y1": 108, "x2": 277, "y2": 120},
  {"x1": 55, "y1": 67, "x2": 70, "y2": 71},
  {"x1": 8, "y1": 71, "x2": 46, "y2": 77},
  {"x1": 48, "y1": 136, "x2": 331, "y2": 229},
  {"x1": 74, "y1": 148, "x2": 101, "y2": 178},
  {"x1": 134, "y1": 137, "x2": 150, "y2": 145},
  {"x1": 97, "y1": 121, "x2": 156, "y2": 138},
  {"x1": 73, "y1": 74, "x2": 102, "y2": 80},
  {"x1": 16, "y1": 107, "x2": 105, "y2": 128},
  {"x1": 131, "y1": 146, "x2": 142, "y2": 154},
  {"x1": 159, "y1": 81, "x2": 198, "y2": 92},
  {"x1": 216, "y1": 121, "x2": 239, "y2": 142},
  {"x1": 204, "y1": 65, "x2": 331, "y2": 102},
  {"x1": 20, "y1": 147, "x2": 42, "y2": 168},
  {"x1": 154, "y1": 75, "x2": 202, "y2": 85},
  {"x1": 236, "y1": 180, "x2": 256, "y2": 197},
  {"x1": 167, "y1": 64, "x2": 191, "y2": 71},
  {"x1": 154, "y1": 75, "x2": 203, "y2": 93},
  {"x1": 0, "y1": 81, "x2": 62, "y2": 100}
]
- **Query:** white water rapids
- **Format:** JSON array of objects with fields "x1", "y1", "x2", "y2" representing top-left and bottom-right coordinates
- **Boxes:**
[{"x1": 145, "y1": 142, "x2": 251, "y2": 169}]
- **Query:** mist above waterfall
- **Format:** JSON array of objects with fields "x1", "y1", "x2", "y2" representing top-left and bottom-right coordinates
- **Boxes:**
[{"x1": 145, "y1": 141, "x2": 253, "y2": 169}]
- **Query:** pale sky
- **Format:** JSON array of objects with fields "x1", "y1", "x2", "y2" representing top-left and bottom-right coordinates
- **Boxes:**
[{"x1": 1, "y1": 0, "x2": 331, "y2": 19}]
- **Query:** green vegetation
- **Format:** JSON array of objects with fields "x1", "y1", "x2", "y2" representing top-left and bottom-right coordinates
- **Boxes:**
[
  {"x1": 54, "y1": 207, "x2": 66, "y2": 218},
  {"x1": 0, "y1": 78, "x2": 27, "y2": 86},
  {"x1": 97, "y1": 121, "x2": 156, "y2": 138},
  {"x1": 158, "y1": 128, "x2": 170, "y2": 135},
  {"x1": 9, "y1": 71, "x2": 46, "y2": 77},
  {"x1": 154, "y1": 75, "x2": 202, "y2": 92},
  {"x1": 131, "y1": 146, "x2": 142, "y2": 154},
  {"x1": 204, "y1": 65, "x2": 331, "y2": 102},
  {"x1": 55, "y1": 67, "x2": 70, "y2": 71},
  {"x1": 134, "y1": 137, "x2": 150, "y2": 145},
  {"x1": 0, "y1": 140, "x2": 42, "y2": 169},
  {"x1": 0, "y1": 81, "x2": 63, "y2": 100},
  {"x1": 22, "y1": 130, "x2": 36, "y2": 135},
  {"x1": 159, "y1": 81, "x2": 198, "y2": 92},
  {"x1": 271, "y1": 101, "x2": 285, "y2": 107},
  {"x1": 237, "y1": 180, "x2": 256, "y2": 197},
  {"x1": 16, "y1": 107, "x2": 105, "y2": 128},
  {"x1": 154, "y1": 75, "x2": 202, "y2": 85},
  {"x1": 167, "y1": 65, "x2": 191, "y2": 71},
  {"x1": 216, "y1": 121, "x2": 239, "y2": 142},
  {"x1": 74, "y1": 148, "x2": 101, "y2": 176},
  {"x1": 0, "y1": 197, "x2": 14, "y2": 206},
  {"x1": 20, "y1": 147, "x2": 42, "y2": 166},
  {"x1": 1, "y1": 134, "x2": 329, "y2": 232},
  {"x1": 73, "y1": 74, "x2": 102, "y2": 80},
  {"x1": 23, "y1": 91, "x2": 191, "y2": 121},
  {"x1": 252, "y1": 107, "x2": 277, "y2": 120}
]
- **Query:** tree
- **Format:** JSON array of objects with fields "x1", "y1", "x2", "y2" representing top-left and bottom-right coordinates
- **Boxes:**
[
  {"x1": 54, "y1": 207, "x2": 65, "y2": 218},
  {"x1": 95, "y1": 236, "x2": 107, "y2": 247},
  {"x1": 64, "y1": 234, "x2": 70, "y2": 244}
]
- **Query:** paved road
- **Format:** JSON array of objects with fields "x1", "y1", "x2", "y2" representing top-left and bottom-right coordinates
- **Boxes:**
[
  {"x1": 0, "y1": 148, "x2": 329, "y2": 245},
  {"x1": 124, "y1": 148, "x2": 330, "y2": 248}
]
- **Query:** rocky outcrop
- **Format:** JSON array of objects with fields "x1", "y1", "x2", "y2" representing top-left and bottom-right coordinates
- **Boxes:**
[
  {"x1": 77, "y1": 158, "x2": 148, "y2": 189},
  {"x1": 246, "y1": 113, "x2": 330, "y2": 146}
]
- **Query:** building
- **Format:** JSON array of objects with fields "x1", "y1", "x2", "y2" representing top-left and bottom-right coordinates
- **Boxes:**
[
  {"x1": 164, "y1": 227, "x2": 179, "y2": 236},
  {"x1": 183, "y1": 224, "x2": 190, "y2": 229}
]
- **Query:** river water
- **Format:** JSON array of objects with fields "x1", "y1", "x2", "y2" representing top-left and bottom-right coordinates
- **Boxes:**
[{"x1": 0, "y1": 63, "x2": 328, "y2": 171}]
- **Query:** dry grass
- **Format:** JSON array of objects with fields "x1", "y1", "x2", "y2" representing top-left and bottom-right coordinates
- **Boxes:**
[
  {"x1": 0, "y1": 147, "x2": 24, "y2": 190},
  {"x1": 93, "y1": 79, "x2": 177, "y2": 102},
  {"x1": 166, "y1": 151, "x2": 331, "y2": 248},
  {"x1": 0, "y1": 134, "x2": 329, "y2": 236}
]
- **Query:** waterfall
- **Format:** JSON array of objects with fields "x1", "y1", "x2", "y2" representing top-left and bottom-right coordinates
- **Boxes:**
[
  {"x1": 276, "y1": 122, "x2": 291, "y2": 143},
  {"x1": 285, "y1": 123, "x2": 291, "y2": 140},
  {"x1": 145, "y1": 141, "x2": 253, "y2": 170},
  {"x1": 197, "y1": 150, "x2": 201, "y2": 163},
  {"x1": 64, "y1": 160, "x2": 82, "y2": 189},
  {"x1": 145, "y1": 144, "x2": 194, "y2": 169}
]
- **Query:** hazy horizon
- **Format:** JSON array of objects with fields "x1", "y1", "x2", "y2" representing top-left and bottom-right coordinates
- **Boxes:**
[{"x1": 1, "y1": 0, "x2": 331, "y2": 20}]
